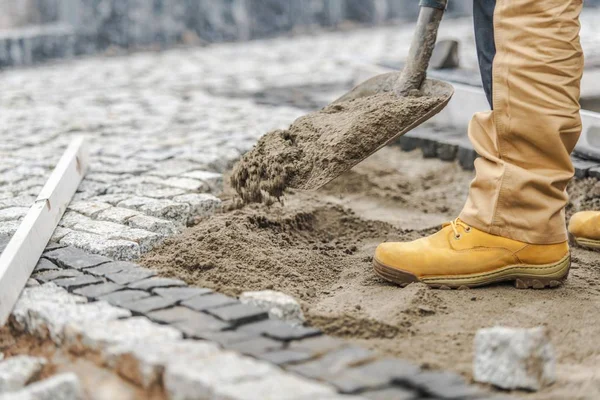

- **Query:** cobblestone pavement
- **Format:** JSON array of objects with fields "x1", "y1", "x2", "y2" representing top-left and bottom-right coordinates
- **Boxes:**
[{"x1": 1, "y1": 14, "x2": 599, "y2": 399}]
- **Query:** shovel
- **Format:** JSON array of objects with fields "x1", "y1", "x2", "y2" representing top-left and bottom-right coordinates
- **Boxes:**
[
  {"x1": 290, "y1": 0, "x2": 454, "y2": 191},
  {"x1": 231, "y1": 0, "x2": 454, "y2": 202}
]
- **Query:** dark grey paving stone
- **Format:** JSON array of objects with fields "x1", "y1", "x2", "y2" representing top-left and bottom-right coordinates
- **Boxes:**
[
  {"x1": 205, "y1": 303, "x2": 268, "y2": 326},
  {"x1": 257, "y1": 349, "x2": 314, "y2": 366},
  {"x1": 52, "y1": 275, "x2": 105, "y2": 291},
  {"x1": 420, "y1": 138, "x2": 438, "y2": 158},
  {"x1": 288, "y1": 335, "x2": 347, "y2": 357},
  {"x1": 34, "y1": 258, "x2": 60, "y2": 273},
  {"x1": 181, "y1": 293, "x2": 238, "y2": 311},
  {"x1": 43, "y1": 242, "x2": 66, "y2": 252},
  {"x1": 153, "y1": 287, "x2": 213, "y2": 302},
  {"x1": 35, "y1": 269, "x2": 83, "y2": 283},
  {"x1": 119, "y1": 295, "x2": 177, "y2": 314},
  {"x1": 407, "y1": 371, "x2": 482, "y2": 399},
  {"x1": 436, "y1": 142, "x2": 458, "y2": 161},
  {"x1": 146, "y1": 306, "x2": 205, "y2": 324},
  {"x1": 170, "y1": 313, "x2": 231, "y2": 335},
  {"x1": 572, "y1": 156, "x2": 600, "y2": 179},
  {"x1": 328, "y1": 359, "x2": 420, "y2": 394},
  {"x1": 74, "y1": 282, "x2": 125, "y2": 299},
  {"x1": 128, "y1": 277, "x2": 186, "y2": 291},
  {"x1": 106, "y1": 268, "x2": 156, "y2": 285},
  {"x1": 44, "y1": 246, "x2": 111, "y2": 269},
  {"x1": 238, "y1": 319, "x2": 321, "y2": 341},
  {"x1": 191, "y1": 330, "x2": 258, "y2": 345},
  {"x1": 85, "y1": 261, "x2": 139, "y2": 277},
  {"x1": 98, "y1": 289, "x2": 151, "y2": 306},
  {"x1": 588, "y1": 166, "x2": 600, "y2": 179},
  {"x1": 226, "y1": 337, "x2": 284, "y2": 357},
  {"x1": 287, "y1": 346, "x2": 377, "y2": 380},
  {"x1": 397, "y1": 135, "x2": 422, "y2": 152},
  {"x1": 458, "y1": 146, "x2": 477, "y2": 171},
  {"x1": 362, "y1": 387, "x2": 418, "y2": 400}
]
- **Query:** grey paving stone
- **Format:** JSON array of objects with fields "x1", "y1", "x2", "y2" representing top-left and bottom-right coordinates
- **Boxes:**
[
  {"x1": 105, "y1": 268, "x2": 156, "y2": 285},
  {"x1": 572, "y1": 156, "x2": 600, "y2": 179},
  {"x1": 44, "y1": 246, "x2": 111, "y2": 270},
  {"x1": 420, "y1": 138, "x2": 438, "y2": 158},
  {"x1": 43, "y1": 242, "x2": 66, "y2": 252},
  {"x1": 98, "y1": 289, "x2": 151, "y2": 306},
  {"x1": 226, "y1": 337, "x2": 284, "y2": 357},
  {"x1": 205, "y1": 303, "x2": 269, "y2": 326},
  {"x1": 0, "y1": 355, "x2": 47, "y2": 392},
  {"x1": 151, "y1": 307, "x2": 231, "y2": 334},
  {"x1": 146, "y1": 306, "x2": 208, "y2": 324},
  {"x1": 153, "y1": 286, "x2": 213, "y2": 302},
  {"x1": 458, "y1": 146, "x2": 477, "y2": 171},
  {"x1": 34, "y1": 269, "x2": 83, "y2": 283},
  {"x1": 182, "y1": 293, "x2": 239, "y2": 311},
  {"x1": 128, "y1": 277, "x2": 186, "y2": 291},
  {"x1": 52, "y1": 275, "x2": 105, "y2": 291},
  {"x1": 408, "y1": 371, "x2": 482, "y2": 399},
  {"x1": 192, "y1": 330, "x2": 258, "y2": 345},
  {"x1": 287, "y1": 346, "x2": 378, "y2": 380},
  {"x1": 362, "y1": 387, "x2": 418, "y2": 400},
  {"x1": 436, "y1": 142, "x2": 458, "y2": 161},
  {"x1": 73, "y1": 282, "x2": 124, "y2": 299},
  {"x1": 84, "y1": 261, "x2": 138, "y2": 276},
  {"x1": 34, "y1": 258, "x2": 60, "y2": 273},
  {"x1": 0, "y1": 373, "x2": 84, "y2": 400},
  {"x1": 257, "y1": 349, "x2": 314, "y2": 366},
  {"x1": 397, "y1": 135, "x2": 422, "y2": 152},
  {"x1": 588, "y1": 166, "x2": 600, "y2": 179},
  {"x1": 238, "y1": 319, "x2": 322, "y2": 341},
  {"x1": 119, "y1": 295, "x2": 177, "y2": 314}
]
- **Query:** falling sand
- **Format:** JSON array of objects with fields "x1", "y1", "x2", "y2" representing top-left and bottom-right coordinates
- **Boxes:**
[
  {"x1": 142, "y1": 147, "x2": 600, "y2": 399},
  {"x1": 230, "y1": 91, "x2": 446, "y2": 204}
]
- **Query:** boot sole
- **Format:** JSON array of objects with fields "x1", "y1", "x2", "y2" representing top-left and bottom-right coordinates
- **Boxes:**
[
  {"x1": 570, "y1": 234, "x2": 600, "y2": 250},
  {"x1": 372, "y1": 254, "x2": 570, "y2": 290}
]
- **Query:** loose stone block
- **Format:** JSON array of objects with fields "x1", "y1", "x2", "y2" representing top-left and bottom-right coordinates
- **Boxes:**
[
  {"x1": 206, "y1": 303, "x2": 268, "y2": 326},
  {"x1": 68, "y1": 201, "x2": 112, "y2": 218},
  {"x1": 473, "y1": 326, "x2": 556, "y2": 391},
  {"x1": 0, "y1": 373, "x2": 84, "y2": 400},
  {"x1": 164, "y1": 352, "x2": 278, "y2": 400},
  {"x1": 44, "y1": 246, "x2": 111, "y2": 270},
  {"x1": 59, "y1": 232, "x2": 140, "y2": 261},
  {"x1": 52, "y1": 275, "x2": 105, "y2": 291},
  {"x1": 128, "y1": 277, "x2": 186, "y2": 291},
  {"x1": 64, "y1": 316, "x2": 182, "y2": 353},
  {"x1": 98, "y1": 290, "x2": 151, "y2": 306},
  {"x1": 127, "y1": 214, "x2": 180, "y2": 236},
  {"x1": 240, "y1": 290, "x2": 305, "y2": 325},
  {"x1": 153, "y1": 287, "x2": 213, "y2": 302},
  {"x1": 73, "y1": 282, "x2": 124, "y2": 299},
  {"x1": 108, "y1": 340, "x2": 222, "y2": 388},
  {"x1": 213, "y1": 373, "x2": 336, "y2": 400},
  {"x1": 238, "y1": 319, "x2": 321, "y2": 341},
  {"x1": 120, "y1": 295, "x2": 178, "y2": 314},
  {"x1": 182, "y1": 293, "x2": 239, "y2": 311},
  {"x1": 0, "y1": 356, "x2": 47, "y2": 393},
  {"x1": 105, "y1": 268, "x2": 156, "y2": 285}
]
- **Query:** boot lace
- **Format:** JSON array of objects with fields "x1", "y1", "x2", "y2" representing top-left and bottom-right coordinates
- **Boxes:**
[{"x1": 449, "y1": 218, "x2": 471, "y2": 240}]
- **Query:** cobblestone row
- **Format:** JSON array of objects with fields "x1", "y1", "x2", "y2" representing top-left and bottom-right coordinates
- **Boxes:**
[{"x1": 0, "y1": 241, "x2": 500, "y2": 400}]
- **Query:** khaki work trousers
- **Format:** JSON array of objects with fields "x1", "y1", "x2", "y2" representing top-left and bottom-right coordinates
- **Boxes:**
[{"x1": 459, "y1": 0, "x2": 585, "y2": 244}]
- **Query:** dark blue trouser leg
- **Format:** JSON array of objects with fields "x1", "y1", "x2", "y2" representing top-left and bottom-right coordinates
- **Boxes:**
[{"x1": 473, "y1": 0, "x2": 496, "y2": 108}]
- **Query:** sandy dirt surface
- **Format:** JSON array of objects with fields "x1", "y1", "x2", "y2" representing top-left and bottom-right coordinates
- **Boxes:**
[{"x1": 142, "y1": 146, "x2": 600, "y2": 399}]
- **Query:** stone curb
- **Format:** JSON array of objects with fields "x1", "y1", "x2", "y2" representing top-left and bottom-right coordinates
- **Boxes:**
[{"x1": 4, "y1": 241, "x2": 501, "y2": 400}]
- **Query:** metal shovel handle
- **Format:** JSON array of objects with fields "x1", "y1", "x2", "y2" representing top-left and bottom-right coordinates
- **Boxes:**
[{"x1": 395, "y1": 0, "x2": 448, "y2": 96}]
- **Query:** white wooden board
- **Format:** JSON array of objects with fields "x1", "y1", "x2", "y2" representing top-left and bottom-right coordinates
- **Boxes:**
[{"x1": 0, "y1": 136, "x2": 88, "y2": 325}]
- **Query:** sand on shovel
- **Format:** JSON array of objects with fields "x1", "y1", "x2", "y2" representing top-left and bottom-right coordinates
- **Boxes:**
[{"x1": 230, "y1": 90, "x2": 446, "y2": 204}]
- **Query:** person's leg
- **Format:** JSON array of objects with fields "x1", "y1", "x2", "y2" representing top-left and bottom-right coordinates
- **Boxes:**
[{"x1": 373, "y1": 0, "x2": 583, "y2": 289}]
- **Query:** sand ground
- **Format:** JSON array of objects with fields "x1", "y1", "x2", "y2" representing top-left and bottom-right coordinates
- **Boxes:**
[{"x1": 142, "y1": 146, "x2": 600, "y2": 400}]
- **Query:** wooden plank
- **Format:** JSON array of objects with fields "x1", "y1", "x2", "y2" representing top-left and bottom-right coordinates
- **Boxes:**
[{"x1": 0, "y1": 136, "x2": 88, "y2": 325}]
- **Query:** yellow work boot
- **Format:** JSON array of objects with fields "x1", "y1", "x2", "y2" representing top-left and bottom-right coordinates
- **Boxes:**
[
  {"x1": 568, "y1": 211, "x2": 600, "y2": 249},
  {"x1": 373, "y1": 219, "x2": 570, "y2": 289}
]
